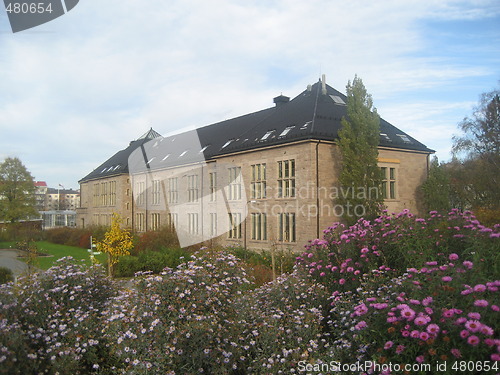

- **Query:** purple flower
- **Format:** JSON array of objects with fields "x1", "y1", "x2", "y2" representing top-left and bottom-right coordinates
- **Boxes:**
[
  {"x1": 420, "y1": 332, "x2": 430, "y2": 341},
  {"x1": 465, "y1": 320, "x2": 481, "y2": 333},
  {"x1": 422, "y1": 296, "x2": 433, "y2": 306},
  {"x1": 473, "y1": 284, "x2": 486, "y2": 292},
  {"x1": 442, "y1": 276, "x2": 453, "y2": 282},
  {"x1": 491, "y1": 305, "x2": 500, "y2": 312},
  {"x1": 467, "y1": 312, "x2": 481, "y2": 320},
  {"x1": 400, "y1": 308, "x2": 416, "y2": 320},
  {"x1": 480, "y1": 324, "x2": 494, "y2": 336},
  {"x1": 384, "y1": 341, "x2": 394, "y2": 350},
  {"x1": 467, "y1": 335, "x2": 480, "y2": 346},
  {"x1": 354, "y1": 321, "x2": 368, "y2": 330},
  {"x1": 449, "y1": 253, "x2": 459, "y2": 261},
  {"x1": 451, "y1": 348, "x2": 461, "y2": 358},
  {"x1": 426, "y1": 324, "x2": 440, "y2": 335},
  {"x1": 460, "y1": 330, "x2": 470, "y2": 338},
  {"x1": 474, "y1": 299, "x2": 489, "y2": 307},
  {"x1": 416, "y1": 355, "x2": 425, "y2": 363},
  {"x1": 396, "y1": 345, "x2": 405, "y2": 354}
]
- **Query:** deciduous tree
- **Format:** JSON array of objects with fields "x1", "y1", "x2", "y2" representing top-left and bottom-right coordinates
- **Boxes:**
[
  {"x1": 96, "y1": 213, "x2": 133, "y2": 276},
  {"x1": 0, "y1": 157, "x2": 37, "y2": 223}
]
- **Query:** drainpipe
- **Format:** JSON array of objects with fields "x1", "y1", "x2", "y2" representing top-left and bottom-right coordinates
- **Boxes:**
[{"x1": 316, "y1": 140, "x2": 320, "y2": 239}]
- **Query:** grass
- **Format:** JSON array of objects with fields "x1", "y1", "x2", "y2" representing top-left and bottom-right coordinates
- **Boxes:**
[{"x1": 0, "y1": 241, "x2": 107, "y2": 270}]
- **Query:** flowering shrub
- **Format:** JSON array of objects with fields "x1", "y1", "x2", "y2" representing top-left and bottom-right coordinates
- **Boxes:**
[
  {"x1": 0, "y1": 258, "x2": 118, "y2": 374},
  {"x1": 296, "y1": 209, "x2": 500, "y2": 371}
]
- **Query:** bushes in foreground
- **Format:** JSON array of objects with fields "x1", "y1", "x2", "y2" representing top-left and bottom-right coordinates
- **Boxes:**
[{"x1": 0, "y1": 209, "x2": 498, "y2": 374}]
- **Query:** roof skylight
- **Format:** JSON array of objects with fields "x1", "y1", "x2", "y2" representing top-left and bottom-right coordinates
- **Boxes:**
[
  {"x1": 162, "y1": 154, "x2": 170, "y2": 161},
  {"x1": 300, "y1": 121, "x2": 312, "y2": 130},
  {"x1": 279, "y1": 126, "x2": 295, "y2": 137},
  {"x1": 261, "y1": 130, "x2": 275, "y2": 141},
  {"x1": 329, "y1": 95, "x2": 346, "y2": 105},
  {"x1": 380, "y1": 133, "x2": 392, "y2": 142},
  {"x1": 199, "y1": 145, "x2": 209, "y2": 153},
  {"x1": 397, "y1": 134, "x2": 412, "y2": 144},
  {"x1": 221, "y1": 139, "x2": 234, "y2": 149},
  {"x1": 179, "y1": 150, "x2": 188, "y2": 157}
]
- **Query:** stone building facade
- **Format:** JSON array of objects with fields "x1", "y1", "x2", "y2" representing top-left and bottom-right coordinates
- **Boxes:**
[{"x1": 77, "y1": 79, "x2": 433, "y2": 251}]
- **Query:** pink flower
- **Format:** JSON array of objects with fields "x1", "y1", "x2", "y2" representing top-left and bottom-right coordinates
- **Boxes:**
[
  {"x1": 449, "y1": 253, "x2": 459, "y2": 261},
  {"x1": 422, "y1": 296, "x2": 433, "y2": 306},
  {"x1": 384, "y1": 341, "x2": 394, "y2": 350},
  {"x1": 416, "y1": 355, "x2": 425, "y2": 363},
  {"x1": 414, "y1": 315, "x2": 430, "y2": 326},
  {"x1": 455, "y1": 317, "x2": 467, "y2": 325},
  {"x1": 400, "y1": 308, "x2": 416, "y2": 320},
  {"x1": 354, "y1": 321, "x2": 368, "y2": 330},
  {"x1": 491, "y1": 305, "x2": 500, "y2": 312},
  {"x1": 339, "y1": 278, "x2": 345, "y2": 285},
  {"x1": 462, "y1": 261, "x2": 473, "y2": 269},
  {"x1": 467, "y1": 335, "x2": 480, "y2": 346},
  {"x1": 420, "y1": 332, "x2": 430, "y2": 341},
  {"x1": 480, "y1": 324, "x2": 494, "y2": 336},
  {"x1": 467, "y1": 312, "x2": 481, "y2": 320},
  {"x1": 426, "y1": 324, "x2": 440, "y2": 335},
  {"x1": 442, "y1": 276, "x2": 453, "y2": 282},
  {"x1": 473, "y1": 284, "x2": 486, "y2": 292},
  {"x1": 465, "y1": 320, "x2": 481, "y2": 333},
  {"x1": 442, "y1": 309, "x2": 455, "y2": 318},
  {"x1": 410, "y1": 330, "x2": 420, "y2": 338},
  {"x1": 451, "y1": 348, "x2": 461, "y2": 358},
  {"x1": 396, "y1": 345, "x2": 405, "y2": 354},
  {"x1": 460, "y1": 330, "x2": 470, "y2": 338},
  {"x1": 491, "y1": 354, "x2": 500, "y2": 361},
  {"x1": 401, "y1": 330, "x2": 410, "y2": 337},
  {"x1": 474, "y1": 299, "x2": 488, "y2": 307}
]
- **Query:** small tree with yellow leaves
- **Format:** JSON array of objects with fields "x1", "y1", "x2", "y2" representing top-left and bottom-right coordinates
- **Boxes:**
[{"x1": 97, "y1": 213, "x2": 133, "y2": 277}]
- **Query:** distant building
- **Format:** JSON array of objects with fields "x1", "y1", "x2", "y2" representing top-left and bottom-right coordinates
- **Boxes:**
[
  {"x1": 45, "y1": 188, "x2": 80, "y2": 211},
  {"x1": 77, "y1": 78, "x2": 433, "y2": 251},
  {"x1": 34, "y1": 181, "x2": 48, "y2": 212}
]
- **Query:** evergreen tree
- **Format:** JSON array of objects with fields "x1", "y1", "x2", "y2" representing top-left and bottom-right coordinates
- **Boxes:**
[
  {"x1": 0, "y1": 157, "x2": 37, "y2": 223},
  {"x1": 337, "y1": 76, "x2": 383, "y2": 224}
]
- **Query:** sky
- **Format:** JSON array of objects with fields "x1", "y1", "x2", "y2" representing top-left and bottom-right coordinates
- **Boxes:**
[{"x1": 0, "y1": 0, "x2": 499, "y2": 189}]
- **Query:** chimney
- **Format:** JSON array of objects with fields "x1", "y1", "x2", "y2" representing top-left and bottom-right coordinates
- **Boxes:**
[
  {"x1": 273, "y1": 94, "x2": 290, "y2": 107},
  {"x1": 321, "y1": 74, "x2": 327, "y2": 95}
]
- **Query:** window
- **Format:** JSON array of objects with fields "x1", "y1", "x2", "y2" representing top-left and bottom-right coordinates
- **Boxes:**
[
  {"x1": 210, "y1": 213, "x2": 217, "y2": 237},
  {"x1": 381, "y1": 167, "x2": 396, "y2": 199},
  {"x1": 151, "y1": 213, "x2": 161, "y2": 230},
  {"x1": 228, "y1": 213, "x2": 242, "y2": 239},
  {"x1": 396, "y1": 134, "x2": 412, "y2": 144},
  {"x1": 209, "y1": 172, "x2": 217, "y2": 201},
  {"x1": 167, "y1": 177, "x2": 178, "y2": 204},
  {"x1": 228, "y1": 167, "x2": 241, "y2": 201},
  {"x1": 93, "y1": 183, "x2": 99, "y2": 207},
  {"x1": 222, "y1": 139, "x2": 234, "y2": 149},
  {"x1": 167, "y1": 213, "x2": 178, "y2": 230},
  {"x1": 251, "y1": 163, "x2": 266, "y2": 199},
  {"x1": 136, "y1": 213, "x2": 146, "y2": 232},
  {"x1": 261, "y1": 130, "x2": 274, "y2": 141},
  {"x1": 136, "y1": 181, "x2": 146, "y2": 206},
  {"x1": 278, "y1": 213, "x2": 296, "y2": 242},
  {"x1": 109, "y1": 181, "x2": 117, "y2": 206},
  {"x1": 188, "y1": 213, "x2": 198, "y2": 235},
  {"x1": 279, "y1": 126, "x2": 295, "y2": 137},
  {"x1": 278, "y1": 159, "x2": 295, "y2": 198},
  {"x1": 251, "y1": 213, "x2": 267, "y2": 240},
  {"x1": 152, "y1": 180, "x2": 161, "y2": 205},
  {"x1": 187, "y1": 175, "x2": 199, "y2": 203}
]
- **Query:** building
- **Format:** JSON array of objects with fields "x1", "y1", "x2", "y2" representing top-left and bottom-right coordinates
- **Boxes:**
[
  {"x1": 34, "y1": 181, "x2": 48, "y2": 212},
  {"x1": 77, "y1": 78, "x2": 433, "y2": 251},
  {"x1": 45, "y1": 187, "x2": 80, "y2": 211}
]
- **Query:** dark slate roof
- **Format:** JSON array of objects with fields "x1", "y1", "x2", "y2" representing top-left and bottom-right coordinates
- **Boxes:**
[{"x1": 79, "y1": 81, "x2": 433, "y2": 182}]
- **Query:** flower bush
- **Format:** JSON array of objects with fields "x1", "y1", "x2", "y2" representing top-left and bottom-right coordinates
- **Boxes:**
[{"x1": 0, "y1": 257, "x2": 118, "y2": 374}]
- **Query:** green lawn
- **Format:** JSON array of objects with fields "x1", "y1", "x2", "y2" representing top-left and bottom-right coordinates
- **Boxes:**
[{"x1": 0, "y1": 241, "x2": 107, "y2": 270}]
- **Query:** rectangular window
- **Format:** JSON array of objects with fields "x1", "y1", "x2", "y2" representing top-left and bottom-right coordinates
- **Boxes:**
[
  {"x1": 251, "y1": 213, "x2": 267, "y2": 241},
  {"x1": 152, "y1": 179, "x2": 161, "y2": 205},
  {"x1": 93, "y1": 183, "x2": 99, "y2": 207},
  {"x1": 187, "y1": 175, "x2": 199, "y2": 203},
  {"x1": 381, "y1": 167, "x2": 396, "y2": 199},
  {"x1": 278, "y1": 159, "x2": 295, "y2": 198},
  {"x1": 210, "y1": 213, "x2": 217, "y2": 237},
  {"x1": 136, "y1": 181, "x2": 146, "y2": 206},
  {"x1": 251, "y1": 163, "x2": 266, "y2": 199},
  {"x1": 109, "y1": 181, "x2": 117, "y2": 206},
  {"x1": 188, "y1": 213, "x2": 199, "y2": 235},
  {"x1": 278, "y1": 213, "x2": 296, "y2": 242},
  {"x1": 167, "y1": 213, "x2": 178, "y2": 230},
  {"x1": 136, "y1": 213, "x2": 145, "y2": 232},
  {"x1": 151, "y1": 213, "x2": 161, "y2": 230},
  {"x1": 228, "y1": 213, "x2": 242, "y2": 239},
  {"x1": 209, "y1": 172, "x2": 217, "y2": 201},
  {"x1": 167, "y1": 177, "x2": 178, "y2": 204},
  {"x1": 228, "y1": 167, "x2": 241, "y2": 201}
]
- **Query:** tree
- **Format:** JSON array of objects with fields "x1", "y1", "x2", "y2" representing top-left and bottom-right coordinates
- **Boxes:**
[
  {"x1": 419, "y1": 156, "x2": 451, "y2": 213},
  {"x1": 337, "y1": 76, "x2": 383, "y2": 224},
  {"x1": 96, "y1": 213, "x2": 134, "y2": 277},
  {"x1": 0, "y1": 157, "x2": 37, "y2": 223},
  {"x1": 451, "y1": 85, "x2": 500, "y2": 209}
]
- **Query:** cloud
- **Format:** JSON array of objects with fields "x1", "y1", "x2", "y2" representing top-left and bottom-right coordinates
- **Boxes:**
[{"x1": 0, "y1": 0, "x2": 498, "y2": 187}]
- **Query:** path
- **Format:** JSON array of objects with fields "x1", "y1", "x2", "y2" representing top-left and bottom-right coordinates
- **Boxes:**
[{"x1": 0, "y1": 249, "x2": 32, "y2": 279}]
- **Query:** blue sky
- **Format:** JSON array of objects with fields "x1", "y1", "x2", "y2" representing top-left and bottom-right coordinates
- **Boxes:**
[{"x1": 0, "y1": 0, "x2": 499, "y2": 189}]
